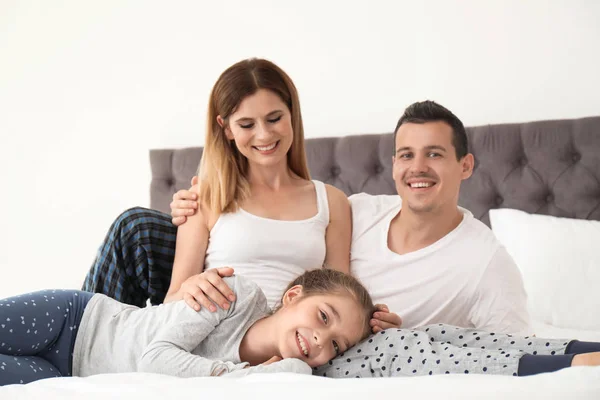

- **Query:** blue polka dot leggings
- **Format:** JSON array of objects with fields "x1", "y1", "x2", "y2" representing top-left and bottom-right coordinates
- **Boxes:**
[
  {"x1": 314, "y1": 324, "x2": 600, "y2": 378},
  {"x1": 0, "y1": 290, "x2": 93, "y2": 386}
]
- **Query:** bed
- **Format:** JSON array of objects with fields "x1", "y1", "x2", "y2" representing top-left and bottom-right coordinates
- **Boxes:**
[{"x1": 2, "y1": 116, "x2": 600, "y2": 399}]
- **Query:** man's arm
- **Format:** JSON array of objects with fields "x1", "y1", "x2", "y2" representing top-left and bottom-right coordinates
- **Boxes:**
[{"x1": 469, "y1": 247, "x2": 533, "y2": 335}]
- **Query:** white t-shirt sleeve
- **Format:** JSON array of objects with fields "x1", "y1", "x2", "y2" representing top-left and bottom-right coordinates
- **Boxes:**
[
  {"x1": 469, "y1": 247, "x2": 533, "y2": 335},
  {"x1": 138, "y1": 305, "x2": 233, "y2": 377}
]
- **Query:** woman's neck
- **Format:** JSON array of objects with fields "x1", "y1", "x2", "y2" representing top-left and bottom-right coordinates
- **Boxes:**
[
  {"x1": 238, "y1": 315, "x2": 281, "y2": 366},
  {"x1": 247, "y1": 162, "x2": 300, "y2": 190}
]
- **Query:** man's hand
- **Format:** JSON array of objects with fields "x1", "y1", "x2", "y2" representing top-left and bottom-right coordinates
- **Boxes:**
[
  {"x1": 370, "y1": 304, "x2": 402, "y2": 333},
  {"x1": 170, "y1": 176, "x2": 200, "y2": 226}
]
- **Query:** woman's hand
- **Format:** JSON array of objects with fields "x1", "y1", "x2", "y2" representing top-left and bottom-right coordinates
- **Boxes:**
[
  {"x1": 369, "y1": 304, "x2": 402, "y2": 333},
  {"x1": 168, "y1": 267, "x2": 236, "y2": 312}
]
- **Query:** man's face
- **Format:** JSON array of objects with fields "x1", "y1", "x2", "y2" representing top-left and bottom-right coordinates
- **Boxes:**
[{"x1": 392, "y1": 121, "x2": 473, "y2": 215}]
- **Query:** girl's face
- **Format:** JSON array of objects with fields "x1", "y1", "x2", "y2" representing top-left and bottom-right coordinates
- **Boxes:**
[
  {"x1": 275, "y1": 287, "x2": 366, "y2": 367},
  {"x1": 220, "y1": 89, "x2": 294, "y2": 170}
]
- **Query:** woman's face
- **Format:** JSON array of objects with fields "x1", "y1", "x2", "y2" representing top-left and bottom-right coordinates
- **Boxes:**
[
  {"x1": 274, "y1": 288, "x2": 366, "y2": 368},
  {"x1": 221, "y1": 89, "x2": 294, "y2": 170}
]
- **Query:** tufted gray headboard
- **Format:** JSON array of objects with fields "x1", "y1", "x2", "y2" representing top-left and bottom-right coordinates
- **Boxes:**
[{"x1": 150, "y1": 116, "x2": 600, "y2": 226}]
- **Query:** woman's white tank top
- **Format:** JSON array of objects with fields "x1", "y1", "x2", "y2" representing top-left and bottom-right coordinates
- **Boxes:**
[{"x1": 204, "y1": 180, "x2": 329, "y2": 309}]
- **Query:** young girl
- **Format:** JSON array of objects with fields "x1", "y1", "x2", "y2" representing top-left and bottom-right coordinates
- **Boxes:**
[{"x1": 0, "y1": 269, "x2": 375, "y2": 386}]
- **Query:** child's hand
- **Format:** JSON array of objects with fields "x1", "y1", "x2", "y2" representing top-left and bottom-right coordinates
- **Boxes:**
[
  {"x1": 370, "y1": 304, "x2": 402, "y2": 333},
  {"x1": 261, "y1": 356, "x2": 282, "y2": 366}
]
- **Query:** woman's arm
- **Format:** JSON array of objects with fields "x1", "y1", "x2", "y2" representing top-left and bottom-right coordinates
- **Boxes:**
[
  {"x1": 163, "y1": 191, "x2": 210, "y2": 304},
  {"x1": 323, "y1": 185, "x2": 352, "y2": 274},
  {"x1": 323, "y1": 185, "x2": 402, "y2": 333},
  {"x1": 167, "y1": 183, "x2": 237, "y2": 311}
]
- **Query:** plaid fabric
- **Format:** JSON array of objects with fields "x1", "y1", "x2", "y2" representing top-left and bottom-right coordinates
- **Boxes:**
[{"x1": 82, "y1": 207, "x2": 177, "y2": 307}]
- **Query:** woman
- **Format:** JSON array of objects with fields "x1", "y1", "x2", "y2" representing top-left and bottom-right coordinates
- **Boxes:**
[{"x1": 82, "y1": 57, "x2": 399, "y2": 328}]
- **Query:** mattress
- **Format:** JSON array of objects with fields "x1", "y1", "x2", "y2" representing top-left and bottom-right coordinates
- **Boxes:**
[
  {"x1": 531, "y1": 321, "x2": 600, "y2": 342},
  {"x1": 1, "y1": 366, "x2": 599, "y2": 400}
]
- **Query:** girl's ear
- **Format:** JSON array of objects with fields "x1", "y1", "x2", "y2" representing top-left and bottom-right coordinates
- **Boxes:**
[
  {"x1": 282, "y1": 285, "x2": 303, "y2": 306},
  {"x1": 217, "y1": 115, "x2": 234, "y2": 140}
]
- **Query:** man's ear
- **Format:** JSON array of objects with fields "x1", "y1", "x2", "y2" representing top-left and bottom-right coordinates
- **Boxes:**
[
  {"x1": 282, "y1": 285, "x2": 303, "y2": 306},
  {"x1": 217, "y1": 115, "x2": 234, "y2": 140},
  {"x1": 460, "y1": 153, "x2": 475, "y2": 180}
]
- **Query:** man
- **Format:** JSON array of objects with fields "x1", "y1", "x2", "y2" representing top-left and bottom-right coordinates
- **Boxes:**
[
  {"x1": 349, "y1": 101, "x2": 529, "y2": 334},
  {"x1": 83, "y1": 101, "x2": 530, "y2": 336}
]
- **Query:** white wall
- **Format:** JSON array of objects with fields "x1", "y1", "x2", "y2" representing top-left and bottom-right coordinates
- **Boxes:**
[{"x1": 1, "y1": 0, "x2": 599, "y2": 297}]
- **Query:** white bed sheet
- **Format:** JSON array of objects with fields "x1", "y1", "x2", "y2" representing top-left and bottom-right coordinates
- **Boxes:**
[
  {"x1": 1, "y1": 367, "x2": 599, "y2": 400},
  {"x1": 532, "y1": 320, "x2": 600, "y2": 342}
]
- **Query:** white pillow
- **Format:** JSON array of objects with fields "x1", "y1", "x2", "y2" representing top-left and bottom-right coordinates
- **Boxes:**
[{"x1": 489, "y1": 208, "x2": 600, "y2": 331}]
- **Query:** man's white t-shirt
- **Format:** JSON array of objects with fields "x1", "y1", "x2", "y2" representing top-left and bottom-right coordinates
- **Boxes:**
[{"x1": 349, "y1": 193, "x2": 531, "y2": 335}]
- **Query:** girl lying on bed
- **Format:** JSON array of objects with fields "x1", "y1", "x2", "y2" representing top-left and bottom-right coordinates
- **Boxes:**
[
  {"x1": 0, "y1": 269, "x2": 375, "y2": 386},
  {"x1": 2, "y1": 268, "x2": 600, "y2": 387}
]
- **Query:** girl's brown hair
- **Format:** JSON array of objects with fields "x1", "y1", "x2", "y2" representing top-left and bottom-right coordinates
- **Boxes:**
[
  {"x1": 280, "y1": 269, "x2": 375, "y2": 339},
  {"x1": 198, "y1": 58, "x2": 310, "y2": 215}
]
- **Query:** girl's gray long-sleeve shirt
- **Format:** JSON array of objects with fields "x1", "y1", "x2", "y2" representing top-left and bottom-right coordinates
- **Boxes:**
[{"x1": 72, "y1": 275, "x2": 310, "y2": 377}]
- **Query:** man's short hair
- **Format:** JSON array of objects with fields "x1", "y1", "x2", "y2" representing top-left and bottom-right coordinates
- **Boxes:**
[{"x1": 394, "y1": 101, "x2": 468, "y2": 160}]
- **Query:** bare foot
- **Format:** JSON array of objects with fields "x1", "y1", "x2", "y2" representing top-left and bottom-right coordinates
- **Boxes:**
[{"x1": 571, "y1": 352, "x2": 600, "y2": 366}]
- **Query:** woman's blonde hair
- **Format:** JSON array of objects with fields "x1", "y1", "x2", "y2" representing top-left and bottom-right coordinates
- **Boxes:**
[{"x1": 198, "y1": 58, "x2": 310, "y2": 214}]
